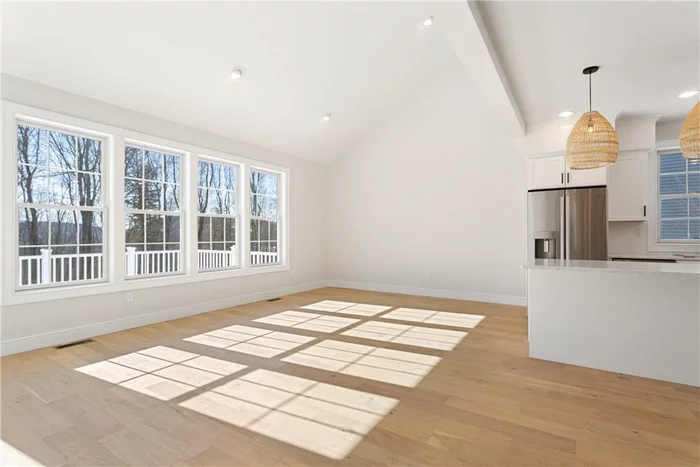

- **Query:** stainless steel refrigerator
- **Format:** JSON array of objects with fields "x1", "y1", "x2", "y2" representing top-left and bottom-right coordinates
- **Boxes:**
[{"x1": 527, "y1": 186, "x2": 607, "y2": 261}]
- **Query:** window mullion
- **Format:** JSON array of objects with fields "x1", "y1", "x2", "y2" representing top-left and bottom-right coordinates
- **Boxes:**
[
  {"x1": 112, "y1": 136, "x2": 126, "y2": 284},
  {"x1": 241, "y1": 165, "x2": 251, "y2": 270},
  {"x1": 186, "y1": 153, "x2": 198, "y2": 275}
]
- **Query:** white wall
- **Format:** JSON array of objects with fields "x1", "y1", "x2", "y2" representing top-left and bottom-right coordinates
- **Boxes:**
[
  {"x1": 325, "y1": 65, "x2": 527, "y2": 305},
  {"x1": 0, "y1": 75, "x2": 327, "y2": 354}
]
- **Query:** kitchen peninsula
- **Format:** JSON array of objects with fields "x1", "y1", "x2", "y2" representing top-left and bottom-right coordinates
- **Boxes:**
[{"x1": 525, "y1": 259, "x2": 700, "y2": 387}]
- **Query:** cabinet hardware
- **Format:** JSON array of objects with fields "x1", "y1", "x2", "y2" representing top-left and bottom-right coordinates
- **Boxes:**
[
  {"x1": 643, "y1": 205, "x2": 647, "y2": 217},
  {"x1": 567, "y1": 173, "x2": 570, "y2": 183},
  {"x1": 561, "y1": 173, "x2": 564, "y2": 184}
]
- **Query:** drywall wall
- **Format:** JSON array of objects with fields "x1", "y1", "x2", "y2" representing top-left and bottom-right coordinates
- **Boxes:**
[
  {"x1": 0, "y1": 75, "x2": 327, "y2": 354},
  {"x1": 326, "y1": 63, "x2": 527, "y2": 305}
]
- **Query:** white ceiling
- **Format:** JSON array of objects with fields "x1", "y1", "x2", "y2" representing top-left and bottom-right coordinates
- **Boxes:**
[
  {"x1": 480, "y1": 1, "x2": 700, "y2": 125},
  {"x1": 2, "y1": 2, "x2": 468, "y2": 164}
]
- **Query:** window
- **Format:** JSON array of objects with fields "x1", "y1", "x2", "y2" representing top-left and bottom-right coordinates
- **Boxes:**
[
  {"x1": 16, "y1": 123, "x2": 105, "y2": 288},
  {"x1": 658, "y1": 151, "x2": 700, "y2": 241},
  {"x1": 197, "y1": 160, "x2": 239, "y2": 270},
  {"x1": 249, "y1": 169, "x2": 281, "y2": 266},
  {"x1": 124, "y1": 144, "x2": 182, "y2": 277}
]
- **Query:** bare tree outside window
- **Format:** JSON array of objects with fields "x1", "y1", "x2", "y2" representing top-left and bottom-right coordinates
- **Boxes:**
[
  {"x1": 198, "y1": 160, "x2": 238, "y2": 270},
  {"x1": 16, "y1": 124, "x2": 104, "y2": 287}
]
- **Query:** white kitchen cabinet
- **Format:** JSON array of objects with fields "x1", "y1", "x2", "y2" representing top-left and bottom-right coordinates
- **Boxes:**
[
  {"x1": 607, "y1": 151, "x2": 648, "y2": 221},
  {"x1": 527, "y1": 156, "x2": 565, "y2": 190},
  {"x1": 566, "y1": 163, "x2": 608, "y2": 188},
  {"x1": 527, "y1": 155, "x2": 607, "y2": 190}
]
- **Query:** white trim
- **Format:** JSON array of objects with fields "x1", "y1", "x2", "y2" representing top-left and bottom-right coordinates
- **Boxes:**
[
  {"x1": 0, "y1": 280, "x2": 326, "y2": 357},
  {"x1": 327, "y1": 280, "x2": 527, "y2": 306}
]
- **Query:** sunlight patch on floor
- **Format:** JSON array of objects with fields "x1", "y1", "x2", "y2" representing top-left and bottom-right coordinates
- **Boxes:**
[
  {"x1": 281, "y1": 340, "x2": 441, "y2": 387},
  {"x1": 253, "y1": 311, "x2": 360, "y2": 333},
  {"x1": 300, "y1": 301, "x2": 392, "y2": 316},
  {"x1": 341, "y1": 320, "x2": 467, "y2": 350},
  {"x1": 381, "y1": 308, "x2": 485, "y2": 328},
  {"x1": 179, "y1": 369, "x2": 397, "y2": 460},
  {"x1": 75, "y1": 346, "x2": 247, "y2": 400},
  {"x1": 184, "y1": 325, "x2": 315, "y2": 357}
]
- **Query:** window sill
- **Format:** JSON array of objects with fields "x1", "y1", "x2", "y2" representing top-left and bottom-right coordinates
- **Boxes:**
[{"x1": 3, "y1": 263, "x2": 290, "y2": 306}]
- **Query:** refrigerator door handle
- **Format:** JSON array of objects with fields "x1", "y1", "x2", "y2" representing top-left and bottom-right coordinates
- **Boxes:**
[
  {"x1": 559, "y1": 195, "x2": 565, "y2": 259},
  {"x1": 565, "y1": 194, "x2": 571, "y2": 259}
]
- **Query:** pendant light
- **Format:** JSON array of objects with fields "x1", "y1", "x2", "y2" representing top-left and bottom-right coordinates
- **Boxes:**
[
  {"x1": 566, "y1": 66, "x2": 619, "y2": 169},
  {"x1": 680, "y1": 100, "x2": 700, "y2": 160}
]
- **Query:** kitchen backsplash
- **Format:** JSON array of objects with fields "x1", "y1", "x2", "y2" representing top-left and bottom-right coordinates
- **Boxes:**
[{"x1": 608, "y1": 222, "x2": 648, "y2": 255}]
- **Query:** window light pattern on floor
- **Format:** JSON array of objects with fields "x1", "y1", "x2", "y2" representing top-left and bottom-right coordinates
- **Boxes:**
[
  {"x1": 253, "y1": 311, "x2": 360, "y2": 333},
  {"x1": 282, "y1": 340, "x2": 441, "y2": 388},
  {"x1": 75, "y1": 346, "x2": 247, "y2": 400},
  {"x1": 179, "y1": 369, "x2": 397, "y2": 460},
  {"x1": 381, "y1": 308, "x2": 485, "y2": 328},
  {"x1": 341, "y1": 321, "x2": 466, "y2": 350},
  {"x1": 300, "y1": 301, "x2": 392, "y2": 316},
  {"x1": 184, "y1": 325, "x2": 315, "y2": 358}
]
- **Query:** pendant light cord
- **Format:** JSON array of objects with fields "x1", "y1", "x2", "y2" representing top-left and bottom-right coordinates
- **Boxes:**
[{"x1": 589, "y1": 72, "x2": 592, "y2": 112}]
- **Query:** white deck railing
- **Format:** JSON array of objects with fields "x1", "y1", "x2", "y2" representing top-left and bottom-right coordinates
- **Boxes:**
[{"x1": 18, "y1": 248, "x2": 278, "y2": 286}]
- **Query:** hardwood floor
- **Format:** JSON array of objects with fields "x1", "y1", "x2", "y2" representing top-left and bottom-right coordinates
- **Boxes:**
[{"x1": 1, "y1": 287, "x2": 698, "y2": 466}]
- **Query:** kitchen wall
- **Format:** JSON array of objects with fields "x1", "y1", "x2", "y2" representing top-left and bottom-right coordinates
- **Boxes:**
[
  {"x1": 325, "y1": 63, "x2": 527, "y2": 305},
  {"x1": 1, "y1": 75, "x2": 327, "y2": 354}
]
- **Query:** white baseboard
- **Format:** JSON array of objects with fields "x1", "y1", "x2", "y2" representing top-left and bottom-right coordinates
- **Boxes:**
[
  {"x1": 0, "y1": 280, "x2": 327, "y2": 356},
  {"x1": 327, "y1": 280, "x2": 527, "y2": 306}
]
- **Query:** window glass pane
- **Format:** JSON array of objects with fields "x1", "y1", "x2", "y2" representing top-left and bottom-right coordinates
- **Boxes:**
[
  {"x1": 270, "y1": 220, "x2": 278, "y2": 241},
  {"x1": 259, "y1": 220, "x2": 269, "y2": 241},
  {"x1": 660, "y1": 199, "x2": 687, "y2": 219},
  {"x1": 164, "y1": 183, "x2": 180, "y2": 211},
  {"x1": 125, "y1": 147, "x2": 143, "y2": 178},
  {"x1": 660, "y1": 153, "x2": 686, "y2": 174},
  {"x1": 251, "y1": 171, "x2": 278, "y2": 197},
  {"x1": 690, "y1": 198, "x2": 700, "y2": 218},
  {"x1": 78, "y1": 211, "x2": 103, "y2": 245},
  {"x1": 270, "y1": 241, "x2": 278, "y2": 253},
  {"x1": 144, "y1": 181, "x2": 164, "y2": 210},
  {"x1": 689, "y1": 172, "x2": 700, "y2": 194},
  {"x1": 77, "y1": 173, "x2": 101, "y2": 207},
  {"x1": 659, "y1": 174, "x2": 686, "y2": 195},
  {"x1": 51, "y1": 209, "x2": 78, "y2": 245},
  {"x1": 125, "y1": 213, "x2": 145, "y2": 244},
  {"x1": 260, "y1": 196, "x2": 277, "y2": 217},
  {"x1": 144, "y1": 150, "x2": 163, "y2": 181},
  {"x1": 689, "y1": 160, "x2": 700, "y2": 173},
  {"x1": 225, "y1": 242, "x2": 236, "y2": 251},
  {"x1": 660, "y1": 219, "x2": 688, "y2": 240},
  {"x1": 690, "y1": 219, "x2": 700, "y2": 240},
  {"x1": 212, "y1": 242, "x2": 224, "y2": 251},
  {"x1": 49, "y1": 170, "x2": 77, "y2": 205},
  {"x1": 124, "y1": 179, "x2": 143, "y2": 210},
  {"x1": 250, "y1": 219, "x2": 259, "y2": 242},
  {"x1": 198, "y1": 242, "x2": 209, "y2": 250},
  {"x1": 198, "y1": 217, "x2": 211, "y2": 242},
  {"x1": 17, "y1": 125, "x2": 47, "y2": 166},
  {"x1": 146, "y1": 243, "x2": 164, "y2": 251},
  {"x1": 223, "y1": 166, "x2": 236, "y2": 190},
  {"x1": 146, "y1": 214, "x2": 164, "y2": 243},
  {"x1": 18, "y1": 208, "x2": 48, "y2": 246},
  {"x1": 48, "y1": 131, "x2": 77, "y2": 170},
  {"x1": 17, "y1": 164, "x2": 48, "y2": 204},
  {"x1": 211, "y1": 217, "x2": 225, "y2": 242},
  {"x1": 223, "y1": 191, "x2": 236, "y2": 215},
  {"x1": 165, "y1": 215, "x2": 180, "y2": 243},
  {"x1": 225, "y1": 218, "x2": 236, "y2": 242},
  {"x1": 197, "y1": 161, "x2": 210, "y2": 187},
  {"x1": 164, "y1": 155, "x2": 180, "y2": 183}
]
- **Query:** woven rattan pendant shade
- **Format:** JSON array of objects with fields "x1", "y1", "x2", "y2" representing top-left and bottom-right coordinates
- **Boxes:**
[
  {"x1": 566, "y1": 111, "x2": 619, "y2": 169},
  {"x1": 680, "y1": 101, "x2": 700, "y2": 160}
]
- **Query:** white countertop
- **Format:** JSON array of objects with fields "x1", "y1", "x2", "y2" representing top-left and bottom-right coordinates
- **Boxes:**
[
  {"x1": 608, "y1": 253, "x2": 700, "y2": 262},
  {"x1": 524, "y1": 259, "x2": 700, "y2": 275}
]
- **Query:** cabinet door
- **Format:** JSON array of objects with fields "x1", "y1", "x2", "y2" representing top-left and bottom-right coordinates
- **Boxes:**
[
  {"x1": 527, "y1": 156, "x2": 565, "y2": 190},
  {"x1": 607, "y1": 152, "x2": 648, "y2": 221},
  {"x1": 566, "y1": 166, "x2": 608, "y2": 188}
]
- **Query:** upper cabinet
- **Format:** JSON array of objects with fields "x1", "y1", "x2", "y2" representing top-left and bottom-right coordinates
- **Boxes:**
[
  {"x1": 527, "y1": 156, "x2": 565, "y2": 190},
  {"x1": 607, "y1": 151, "x2": 648, "y2": 221},
  {"x1": 527, "y1": 155, "x2": 607, "y2": 190}
]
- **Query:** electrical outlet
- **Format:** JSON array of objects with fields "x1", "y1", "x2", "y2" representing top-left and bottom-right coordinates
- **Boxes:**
[{"x1": 126, "y1": 292, "x2": 134, "y2": 302}]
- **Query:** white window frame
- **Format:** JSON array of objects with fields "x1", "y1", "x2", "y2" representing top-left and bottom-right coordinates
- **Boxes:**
[
  {"x1": 647, "y1": 142, "x2": 700, "y2": 253},
  {"x1": 248, "y1": 166, "x2": 286, "y2": 268},
  {"x1": 13, "y1": 116, "x2": 111, "y2": 291},
  {"x1": 196, "y1": 155, "x2": 242, "y2": 272},
  {"x1": 1, "y1": 102, "x2": 290, "y2": 307},
  {"x1": 123, "y1": 140, "x2": 186, "y2": 279}
]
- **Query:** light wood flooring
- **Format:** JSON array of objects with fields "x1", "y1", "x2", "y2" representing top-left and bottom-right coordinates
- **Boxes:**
[{"x1": 1, "y1": 287, "x2": 698, "y2": 466}]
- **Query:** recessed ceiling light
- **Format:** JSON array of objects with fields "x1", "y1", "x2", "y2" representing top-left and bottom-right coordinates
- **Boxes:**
[
  {"x1": 422, "y1": 16, "x2": 433, "y2": 27},
  {"x1": 231, "y1": 69, "x2": 243, "y2": 80},
  {"x1": 678, "y1": 90, "x2": 699, "y2": 98},
  {"x1": 558, "y1": 111, "x2": 574, "y2": 118},
  {"x1": 321, "y1": 114, "x2": 332, "y2": 122}
]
